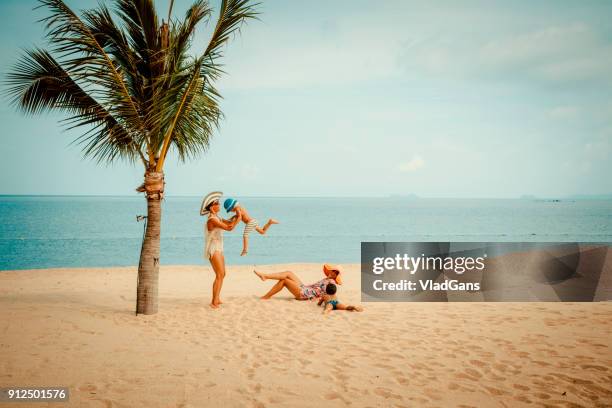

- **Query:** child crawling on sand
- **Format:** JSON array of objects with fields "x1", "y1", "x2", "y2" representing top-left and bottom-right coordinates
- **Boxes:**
[
  {"x1": 318, "y1": 283, "x2": 363, "y2": 314},
  {"x1": 223, "y1": 197, "x2": 278, "y2": 256}
]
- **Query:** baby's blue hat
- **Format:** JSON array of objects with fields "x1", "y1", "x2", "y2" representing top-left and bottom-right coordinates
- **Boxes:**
[{"x1": 223, "y1": 198, "x2": 238, "y2": 212}]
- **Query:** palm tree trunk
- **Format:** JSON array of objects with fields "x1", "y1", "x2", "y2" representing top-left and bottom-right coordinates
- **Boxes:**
[{"x1": 136, "y1": 171, "x2": 165, "y2": 315}]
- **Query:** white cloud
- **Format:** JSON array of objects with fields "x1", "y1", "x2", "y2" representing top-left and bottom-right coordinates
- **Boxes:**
[{"x1": 398, "y1": 156, "x2": 425, "y2": 172}]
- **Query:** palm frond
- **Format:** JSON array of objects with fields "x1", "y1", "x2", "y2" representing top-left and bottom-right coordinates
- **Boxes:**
[
  {"x1": 6, "y1": 0, "x2": 259, "y2": 171},
  {"x1": 159, "y1": 58, "x2": 222, "y2": 163},
  {"x1": 4, "y1": 47, "x2": 146, "y2": 165},
  {"x1": 155, "y1": 56, "x2": 206, "y2": 169},
  {"x1": 36, "y1": 0, "x2": 146, "y2": 137},
  {"x1": 113, "y1": 0, "x2": 159, "y2": 56},
  {"x1": 154, "y1": 0, "x2": 258, "y2": 170},
  {"x1": 200, "y1": 0, "x2": 260, "y2": 82},
  {"x1": 167, "y1": 0, "x2": 212, "y2": 75}
]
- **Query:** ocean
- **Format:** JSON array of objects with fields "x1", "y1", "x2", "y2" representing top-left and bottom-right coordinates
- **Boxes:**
[{"x1": 1, "y1": 195, "x2": 611, "y2": 270}]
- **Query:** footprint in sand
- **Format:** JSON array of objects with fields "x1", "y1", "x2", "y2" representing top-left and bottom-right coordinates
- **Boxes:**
[
  {"x1": 324, "y1": 391, "x2": 342, "y2": 400},
  {"x1": 373, "y1": 387, "x2": 402, "y2": 400},
  {"x1": 533, "y1": 392, "x2": 551, "y2": 399},
  {"x1": 464, "y1": 368, "x2": 483, "y2": 379},
  {"x1": 423, "y1": 388, "x2": 443, "y2": 401},
  {"x1": 579, "y1": 364, "x2": 608, "y2": 371},
  {"x1": 78, "y1": 383, "x2": 98, "y2": 393},
  {"x1": 483, "y1": 385, "x2": 508, "y2": 396},
  {"x1": 469, "y1": 359, "x2": 487, "y2": 368},
  {"x1": 332, "y1": 370, "x2": 349, "y2": 382},
  {"x1": 395, "y1": 376, "x2": 409, "y2": 385},
  {"x1": 513, "y1": 395, "x2": 532, "y2": 404},
  {"x1": 243, "y1": 368, "x2": 255, "y2": 380},
  {"x1": 248, "y1": 383, "x2": 262, "y2": 394},
  {"x1": 267, "y1": 395, "x2": 284, "y2": 404}
]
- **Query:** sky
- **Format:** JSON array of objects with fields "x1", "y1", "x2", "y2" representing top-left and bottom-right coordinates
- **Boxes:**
[{"x1": 0, "y1": 0, "x2": 611, "y2": 198}]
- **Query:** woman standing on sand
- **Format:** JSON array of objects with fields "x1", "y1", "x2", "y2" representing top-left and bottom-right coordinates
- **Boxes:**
[
  {"x1": 254, "y1": 264, "x2": 343, "y2": 300},
  {"x1": 200, "y1": 191, "x2": 241, "y2": 308}
]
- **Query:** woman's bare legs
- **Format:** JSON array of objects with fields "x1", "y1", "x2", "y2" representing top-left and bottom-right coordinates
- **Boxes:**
[
  {"x1": 209, "y1": 251, "x2": 226, "y2": 308},
  {"x1": 253, "y1": 270, "x2": 302, "y2": 285},
  {"x1": 260, "y1": 278, "x2": 302, "y2": 300},
  {"x1": 254, "y1": 270, "x2": 304, "y2": 299},
  {"x1": 260, "y1": 280, "x2": 284, "y2": 299}
]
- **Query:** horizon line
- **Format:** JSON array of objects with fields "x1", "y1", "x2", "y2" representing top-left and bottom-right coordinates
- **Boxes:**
[{"x1": 1, "y1": 193, "x2": 611, "y2": 200}]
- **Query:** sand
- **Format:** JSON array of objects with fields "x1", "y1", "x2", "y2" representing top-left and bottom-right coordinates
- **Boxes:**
[{"x1": 0, "y1": 263, "x2": 611, "y2": 408}]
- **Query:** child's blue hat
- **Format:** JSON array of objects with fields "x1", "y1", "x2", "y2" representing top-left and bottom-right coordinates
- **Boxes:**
[{"x1": 223, "y1": 198, "x2": 238, "y2": 212}]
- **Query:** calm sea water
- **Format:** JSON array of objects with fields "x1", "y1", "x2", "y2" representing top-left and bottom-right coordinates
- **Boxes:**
[{"x1": 1, "y1": 195, "x2": 611, "y2": 270}]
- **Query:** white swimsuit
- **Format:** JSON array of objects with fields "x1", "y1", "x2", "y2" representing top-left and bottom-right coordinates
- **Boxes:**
[{"x1": 204, "y1": 214, "x2": 224, "y2": 259}]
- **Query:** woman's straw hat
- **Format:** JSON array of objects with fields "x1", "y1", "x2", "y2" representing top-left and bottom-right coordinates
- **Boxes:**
[
  {"x1": 323, "y1": 264, "x2": 343, "y2": 285},
  {"x1": 200, "y1": 191, "x2": 223, "y2": 216}
]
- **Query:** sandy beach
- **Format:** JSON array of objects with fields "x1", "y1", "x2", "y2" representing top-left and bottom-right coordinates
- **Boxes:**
[{"x1": 1, "y1": 263, "x2": 611, "y2": 407}]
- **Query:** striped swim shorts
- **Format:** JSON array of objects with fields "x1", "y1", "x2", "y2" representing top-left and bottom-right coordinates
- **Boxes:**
[{"x1": 243, "y1": 219, "x2": 258, "y2": 237}]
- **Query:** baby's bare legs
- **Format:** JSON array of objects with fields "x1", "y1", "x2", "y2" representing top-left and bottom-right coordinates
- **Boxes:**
[
  {"x1": 255, "y1": 218, "x2": 279, "y2": 235},
  {"x1": 323, "y1": 303, "x2": 334, "y2": 315},
  {"x1": 336, "y1": 304, "x2": 363, "y2": 312},
  {"x1": 241, "y1": 234, "x2": 249, "y2": 256}
]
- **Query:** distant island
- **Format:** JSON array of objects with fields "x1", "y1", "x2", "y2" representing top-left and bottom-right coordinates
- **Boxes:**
[
  {"x1": 566, "y1": 194, "x2": 612, "y2": 200},
  {"x1": 519, "y1": 194, "x2": 612, "y2": 200}
]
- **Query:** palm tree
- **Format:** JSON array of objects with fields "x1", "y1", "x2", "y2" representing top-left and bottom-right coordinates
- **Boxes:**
[{"x1": 5, "y1": 0, "x2": 259, "y2": 315}]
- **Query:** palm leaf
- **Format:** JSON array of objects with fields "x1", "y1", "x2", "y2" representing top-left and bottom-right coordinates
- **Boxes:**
[
  {"x1": 200, "y1": 0, "x2": 260, "y2": 81},
  {"x1": 5, "y1": 47, "x2": 146, "y2": 165},
  {"x1": 155, "y1": 0, "x2": 258, "y2": 171},
  {"x1": 6, "y1": 0, "x2": 259, "y2": 170},
  {"x1": 36, "y1": 0, "x2": 146, "y2": 141}
]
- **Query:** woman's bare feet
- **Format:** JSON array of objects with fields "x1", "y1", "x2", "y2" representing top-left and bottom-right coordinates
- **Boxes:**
[
  {"x1": 260, "y1": 295, "x2": 271, "y2": 300},
  {"x1": 241, "y1": 250, "x2": 248, "y2": 256},
  {"x1": 269, "y1": 218, "x2": 279, "y2": 224},
  {"x1": 209, "y1": 302, "x2": 220, "y2": 309},
  {"x1": 253, "y1": 270, "x2": 266, "y2": 281}
]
